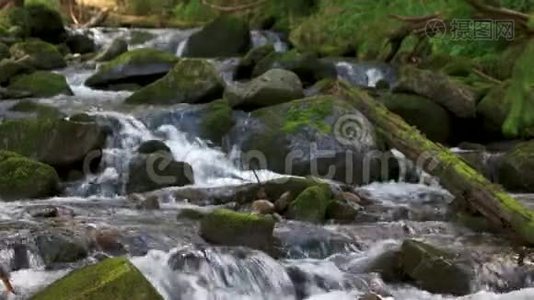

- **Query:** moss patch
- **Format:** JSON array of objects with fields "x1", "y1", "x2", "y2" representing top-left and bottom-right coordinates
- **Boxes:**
[
  {"x1": 287, "y1": 184, "x2": 333, "y2": 223},
  {"x1": 281, "y1": 97, "x2": 333, "y2": 134},
  {"x1": 200, "y1": 99, "x2": 234, "y2": 144},
  {"x1": 31, "y1": 257, "x2": 163, "y2": 300},
  {"x1": 0, "y1": 150, "x2": 59, "y2": 201},
  {"x1": 9, "y1": 100, "x2": 63, "y2": 119},
  {"x1": 9, "y1": 40, "x2": 66, "y2": 70},
  {"x1": 9, "y1": 71, "x2": 72, "y2": 97}
]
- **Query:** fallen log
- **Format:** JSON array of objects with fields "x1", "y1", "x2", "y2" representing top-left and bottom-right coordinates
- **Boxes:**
[{"x1": 335, "y1": 81, "x2": 534, "y2": 245}]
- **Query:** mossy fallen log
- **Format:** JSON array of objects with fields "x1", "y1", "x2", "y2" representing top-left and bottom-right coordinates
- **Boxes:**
[{"x1": 337, "y1": 81, "x2": 534, "y2": 245}]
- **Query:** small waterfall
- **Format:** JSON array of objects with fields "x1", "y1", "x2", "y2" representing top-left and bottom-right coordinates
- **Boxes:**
[
  {"x1": 335, "y1": 62, "x2": 395, "y2": 88},
  {"x1": 132, "y1": 246, "x2": 297, "y2": 300}
]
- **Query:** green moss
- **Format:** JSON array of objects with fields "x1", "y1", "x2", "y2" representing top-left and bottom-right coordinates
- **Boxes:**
[
  {"x1": 0, "y1": 150, "x2": 59, "y2": 201},
  {"x1": 10, "y1": 40, "x2": 66, "y2": 70},
  {"x1": 288, "y1": 184, "x2": 332, "y2": 223},
  {"x1": 0, "y1": 58, "x2": 33, "y2": 84},
  {"x1": 31, "y1": 257, "x2": 163, "y2": 300},
  {"x1": 9, "y1": 100, "x2": 63, "y2": 119},
  {"x1": 200, "y1": 99, "x2": 234, "y2": 144},
  {"x1": 0, "y1": 7, "x2": 30, "y2": 38},
  {"x1": 0, "y1": 118, "x2": 57, "y2": 158},
  {"x1": 129, "y1": 31, "x2": 156, "y2": 45},
  {"x1": 125, "y1": 58, "x2": 222, "y2": 105},
  {"x1": 282, "y1": 97, "x2": 333, "y2": 134},
  {"x1": 9, "y1": 71, "x2": 72, "y2": 97},
  {"x1": 97, "y1": 48, "x2": 177, "y2": 75}
]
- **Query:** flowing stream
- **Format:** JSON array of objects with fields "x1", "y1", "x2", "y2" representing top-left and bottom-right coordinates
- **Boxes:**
[{"x1": 0, "y1": 28, "x2": 533, "y2": 300}]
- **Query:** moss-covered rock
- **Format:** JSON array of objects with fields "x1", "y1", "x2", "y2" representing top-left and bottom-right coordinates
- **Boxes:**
[
  {"x1": 95, "y1": 38, "x2": 128, "y2": 62},
  {"x1": 8, "y1": 71, "x2": 73, "y2": 97},
  {"x1": 31, "y1": 257, "x2": 163, "y2": 300},
  {"x1": 35, "y1": 231, "x2": 88, "y2": 266},
  {"x1": 9, "y1": 100, "x2": 63, "y2": 119},
  {"x1": 226, "y1": 96, "x2": 385, "y2": 184},
  {"x1": 380, "y1": 93, "x2": 452, "y2": 144},
  {"x1": 394, "y1": 66, "x2": 477, "y2": 118},
  {"x1": 199, "y1": 99, "x2": 234, "y2": 144},
  {"x1": 287, "y1": 184, "x2": 332, "y2": 223},
  {"x1": 200, "y1": 209, "x2": 276, "y2": 254},
  {"x1": 400, "y1": 239, "x2": 475, "y2": 295},
  {"x1": 0, "y1": 6, "x2": 30, "y2": 38},
  {"x1": 0, "y1": 42, "x2": 9, "y2": 60},
  {"x1": 183, "y1": 15, "x2": 251, "y2": 58},
  {"x1": 225, "y1": 68, "x2": 304, "y2": 110},
  {"x1": 0, "y1": 118, "x2": 107, "y2": 174},
  {"x1": 126, "y1": 152, "x2": 194, "y2": 194},
  {"x1": 497, "y1": 141, "x2": 534, "y2": 193},
  {"x1": 25, "y1": 4, "x2": 66, "y2": 44},
  {"x1": 0, "y1": 150, "x2": 59, "y2": 201},
  {"x1": 0, "y1": 58, "x2": 33, "y2": 85},
  {"x1": 125, "y1": 58, "x2": 223, "y2": 105},
  {"x1": 253, "y1": 50, "x2": 337, "y2": 86},
  {"x1": 85, "y1": 48, "x2": 178, "y2": 90},
  {"x1": 236, "y1": 44, "x2": 275, "y2": 79},
  {"x1": 10, "y1": 40, "x2": 66, "y2": 70},
  {"x1": 137, "y1": 140, "x2": 170, "y2": 155},
  {"x1": 66, "y1": 34, "x2": 96, "y2": 55}
]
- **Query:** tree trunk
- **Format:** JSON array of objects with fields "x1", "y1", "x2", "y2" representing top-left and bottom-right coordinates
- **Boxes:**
[{"x1": 336, "y1": 82, "x2": 534, "y2": 245}]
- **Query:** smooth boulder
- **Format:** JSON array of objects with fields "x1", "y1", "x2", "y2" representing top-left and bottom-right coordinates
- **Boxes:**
[
  {"x1": 126, "y1": 152, "x2": 194, "y2": 194},
  {"x1": 380, "y1": 92, "x2": 452, "y2": 144},
  {"x1": 183, "y1": 15, "x2": 251, "y2": 58},
  {"x1": 31, "y1": 257, "x2": 163, "y2": 300},
  {"x1": 125, "y1": 59, "x2": 223, "y2": 105},
  {"x1": 497, "y1": 141, "x2": 534, "y2": 192},
  {"x1": 8, "y1": 71, "x2": 73, "y2": 97},
  {"x1": 95, "y1": 38, "x2": 128, "y2": 62},
  {"x1": 0, "y1": 118, "x2": 107, "y2": 174},
  {"x1": 400, "y1": 239, "x2": 475, "y2": 295},
  {"x1": 85, "y1": 48, "x2": 178, "y2": 89},
  {"x1": 0, "y1": 58, "x2": 33, "y2": 85},
  {"x1": 394, "y1": 66, "x2": 477, "y2": 118},
  {"x1": 0, "y1": 151, "x2": 59, "y2": 201},
  {"x1": 225, "y1": 69, "x2": 304, "y2": 110},
  {"x1": 26, "y1": 4, "x2": 67, "y2": 43},
  {"x1": 227, "y1": 95, "x2": 386, "y2": 184},
  {"x1": 10, "y1": 40, "x2": 66, "y2": 70},
  {"x1": 66, "y1": 34, "x2": 96, "y2": 54},
  {"x1": 287, "y1": 184, "x2": 333, "y2": 223},
  {"x1": 200, "y1": 209, "x2": 276, "y2": 254}
]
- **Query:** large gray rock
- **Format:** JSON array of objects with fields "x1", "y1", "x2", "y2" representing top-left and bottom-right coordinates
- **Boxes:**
[
  {"x1": 394, "y1": 66, "x2": 477, "y2": 118},
  {"x1": 183, "y1": 16, "x2": 251, "y2": 58},
  {"x1": 400, "y1": 239, "x2": 475, "y2": 295},
  {"x1": 496, "y1": 141, "x2": 534, "y2": 192},
  {"x1": 126, "y1": 152, "x2": 194, "y2": 194},
  {"x1": 125, "y1": 58, "x2": 223, "y2": 105},
  {"x1": 227, "y1": 95, "x2": 387, "y2": 184},
  {"x1": 85, "y1": 48, "x2": 178, "y2": 90},
  {"x1": 225, "y1": 69, "x2": 304, "y2": 110}
]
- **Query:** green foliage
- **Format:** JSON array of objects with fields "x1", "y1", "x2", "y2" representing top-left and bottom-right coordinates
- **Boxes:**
[
  {"x1": 25, "y1": 0, "x2": 61, "y2": 11},
  {"x1": 502, "y1": 39, "x2": 534, "y2": 137},
  {"x1": 123, "y1": 0, "x2": 180, "y2": 16},
  {"x1": 173, "y1": 0, "x2": 218, "y2": 23},
  {"x1": 282, "y1": 99, "x2": 333, "y2": 134}
]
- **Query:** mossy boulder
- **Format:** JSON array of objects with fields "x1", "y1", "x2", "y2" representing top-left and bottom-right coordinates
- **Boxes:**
[
  {"x1": 25, "y1": 4, "x2": 67, "y2": 44},
  {"x1": 0, "y1": 42, "x2": 9, "y2": 60},
  {"x1": 125, "y1": 58, "x2": 223, "y2": 105},
  {"x1": 10, "y1": 40, "x2": 66, "y2": 70},
  {"x1": 400, "y1": 239, "x2": 475, "y2": 295},
  {"x1": 380, "y1": 93, "x2": 452, "y2": 144},
  {"x1": 183, "y1": 15, "x2": 251, "y2": 58},
  {"x1": 66, "y1": 34, "x2": 96, "y2": 55},
  {"x1": 126, "y1": 152, "x2": 194, "y2": 194},
  {"x1": 0, "y1": 58, "x2": 33, "y2": 85},
  {"x1": 0, "y1": 118, "x2": 107, "y2": 175},
  {"x1": 95, "y1": 38, "x2": 128, "y2": 62},
  {"x1": 0, "y1": 151, "x2": 59, "y2": 201},
  {"x1": 225, "y1": 69, "x2": 304, "y2": 110},
  {"x1": 0, "y1": 7, "x2": 30, "y2": 38},
  {"x1": 85, "y1": 48, "x2": 178, "y2": 90},
  {"x1": 287, "y1": 184, "x2": 333, "y2": 223},
  {"x1": 394, "y1": 66, "x2": 477, "y2": 118},
  {"x1": 200, "y1": 209, "x2": 276, "y2": 254},
  {"x1": 236, "y1": 44, "x2": 275, "y2": 79},
  {"x1": 8, "y1": 71, "x2": 73, "y2": 97},
  {"x1": 199, "y1": 99, "x2": 234, "y2": 144},
  {"x1": 35, "y1": 231, "x2": 88, "y2": 266},
  {"x1": 226, "y1": 96, "x2": 386, "y2": 184},
  {"x1": 31, "y1": 257, "x2": 163, "y2": 300},
  {"x1": 9, "y1": 100, "x2": 63, "y2": 119},
  {"x1": 253, "y1": 50, "x2": 337, "y2": 86},
  {"x1": 497, "y1": 141, "x2": 534, "y2": 192}
]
